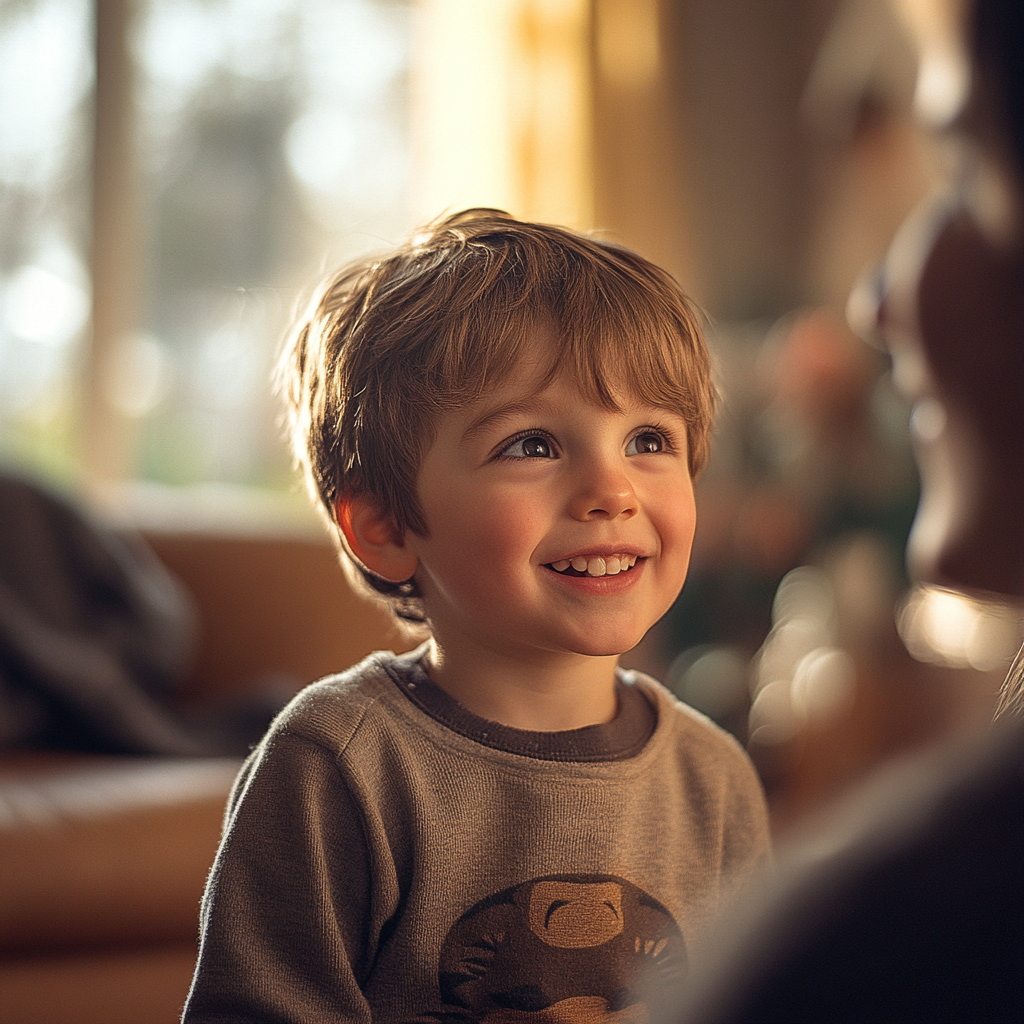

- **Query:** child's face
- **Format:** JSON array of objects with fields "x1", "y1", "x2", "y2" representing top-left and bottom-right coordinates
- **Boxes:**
[{"x1": 405, "y1": 332, "x2": 697, "y2": 665}]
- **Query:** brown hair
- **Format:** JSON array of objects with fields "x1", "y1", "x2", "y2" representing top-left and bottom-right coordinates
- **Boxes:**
[{"x1": 278, "y1": 208, "x2": 715, "y2": 621}]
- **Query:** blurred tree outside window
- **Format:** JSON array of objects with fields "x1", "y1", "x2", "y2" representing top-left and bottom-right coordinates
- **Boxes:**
[
  {"x1": 0, "y1": 0, "x2": 93, "y2": 484},
  {"x1": 0, "y1": 0, "x2": 411, "y2": 519}
]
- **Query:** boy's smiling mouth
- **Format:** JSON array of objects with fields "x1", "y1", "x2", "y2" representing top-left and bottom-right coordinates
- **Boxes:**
[{"x1": 546, "y1": 554, "x2": 641, "y2": 578}]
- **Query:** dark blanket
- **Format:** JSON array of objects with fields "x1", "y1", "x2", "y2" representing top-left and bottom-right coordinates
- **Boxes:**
[{"x1": 0, "y1": 473, "x2": 205, "y2": 754}]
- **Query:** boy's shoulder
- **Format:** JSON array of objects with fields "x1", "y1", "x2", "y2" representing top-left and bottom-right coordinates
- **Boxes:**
[
  {"x1": 629, "y1": 670, "x2": 740, "y2": 747},
  {"x1": 266, "y1": 646, "x2": 421, "y2": 756},
  {"x1": 628, "y1": 671, "x2": 764, "y2": 789}
]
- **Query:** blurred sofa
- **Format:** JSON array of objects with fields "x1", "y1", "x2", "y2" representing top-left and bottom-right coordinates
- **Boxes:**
[{"x1": 0, "y1": 530, "x2": 403, "y2": 1024}]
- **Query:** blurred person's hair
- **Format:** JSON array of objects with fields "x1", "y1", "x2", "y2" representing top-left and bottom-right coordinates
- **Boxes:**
[
  {"x1": 278, "y1": 208, "x2": 713, "y2": 623},
  {"x1": 995, "y1": 643, "x2": 1024, "y2": 719},
  {"x1": 974, "y1": 0, "x2": 1024, "y2": 172}
]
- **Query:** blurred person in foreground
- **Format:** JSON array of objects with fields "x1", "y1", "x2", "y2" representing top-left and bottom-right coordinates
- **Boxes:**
[{"x1": 673, "y1": 0, "x2": 1024, "y2": 1021}]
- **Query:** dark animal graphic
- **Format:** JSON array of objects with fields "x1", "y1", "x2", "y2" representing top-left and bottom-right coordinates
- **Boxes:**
[{"x1": 433, "y1": 874, "x2": 686, "y2": 1022}]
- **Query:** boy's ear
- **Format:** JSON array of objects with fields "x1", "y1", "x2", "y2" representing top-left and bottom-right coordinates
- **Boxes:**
[{"x1": 336, "y1": 493, "x2": 419, "y2": 584}]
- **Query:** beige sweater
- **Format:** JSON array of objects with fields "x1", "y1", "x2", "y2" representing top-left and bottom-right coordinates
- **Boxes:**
[{"x1": 183, "y1": 647, "x2": 770, "y2": 1022}]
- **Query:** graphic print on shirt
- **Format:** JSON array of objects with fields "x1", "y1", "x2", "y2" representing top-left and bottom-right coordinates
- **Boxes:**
[{"x1": 433, "y1": 873, "x2": 685, "y2": 1022}]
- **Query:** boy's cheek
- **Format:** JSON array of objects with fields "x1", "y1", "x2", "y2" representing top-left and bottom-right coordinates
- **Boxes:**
[
  {"x1": 649, "y1": 475, "x2": 697, "y2": 543},
  {"x1": 413, "y1": 502, "x2": 548, "y2": 589},
  {"x1": 659, "y1": 497, "x2": 698, "y2": 594}
]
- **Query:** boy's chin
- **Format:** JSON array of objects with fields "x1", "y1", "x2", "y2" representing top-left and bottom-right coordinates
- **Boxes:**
[
  {"x1": 564, "y1": 632, "x2": 648, "y2": 660},
  {"x1": 553, "y1": 611, "x2": 671, "y2": 661},
  {"x1": 570, "y1": 646, "x2": 634, "y2": 660}
]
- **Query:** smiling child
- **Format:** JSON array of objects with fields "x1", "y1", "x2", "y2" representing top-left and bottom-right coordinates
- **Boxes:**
[{"x1": 183, "y1": 210, "x2": 770, "y2": 1022}]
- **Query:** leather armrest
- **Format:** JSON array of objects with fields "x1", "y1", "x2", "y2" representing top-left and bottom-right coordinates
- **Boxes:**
[{"x1": 0, "y1": 755, "x2": 239, "y2": 954}]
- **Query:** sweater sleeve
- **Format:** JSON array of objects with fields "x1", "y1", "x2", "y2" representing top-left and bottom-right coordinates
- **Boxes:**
[
  {"x1": 719, "y1": 741, "x2": 773, "y2": 901},
  {"x1": 716, "y1": 737, "x2": 770, "y2": 888},
  {"x1": 183, "y1": 731, "x2": 376, "y2": 1023}
]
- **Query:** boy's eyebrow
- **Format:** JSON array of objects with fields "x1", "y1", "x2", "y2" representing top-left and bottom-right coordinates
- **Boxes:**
[
  {"x1": 461, "y1": 394, "x2": 688, "y2": 445},
  {"x1": 460, "y1": 397, "x2": 551, "y2": 444}
]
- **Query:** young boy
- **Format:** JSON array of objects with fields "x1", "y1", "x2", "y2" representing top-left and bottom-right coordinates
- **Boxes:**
[{"x1": 183, "y1": 210, "x2": 769, "y2": 1022}]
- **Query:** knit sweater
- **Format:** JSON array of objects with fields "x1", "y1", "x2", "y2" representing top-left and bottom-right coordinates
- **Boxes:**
[{"x1": 183, "y1": 647, "x2": 770, "y2": 1022}]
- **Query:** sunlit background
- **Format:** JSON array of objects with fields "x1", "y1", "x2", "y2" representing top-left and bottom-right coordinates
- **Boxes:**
[
  {"x1": 3, "y1": 6, "x2": 1024, "y2": 1018},
  {"x1": 1, "y1": 0, "x2": 1021, "y2": 802},
  {"x1": 1, "y1": 0, "x2": 411, "y2": 514}
]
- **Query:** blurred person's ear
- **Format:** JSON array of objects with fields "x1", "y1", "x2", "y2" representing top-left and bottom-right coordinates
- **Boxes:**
[{"x1": 337, "y1": 495, "x2": 419, "y2": 584}]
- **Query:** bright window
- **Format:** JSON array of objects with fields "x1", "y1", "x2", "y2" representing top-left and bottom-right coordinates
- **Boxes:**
[
  {"x1": 1, "y1": 0, "x2": 412, "y2": 520},
  {"x1": 0, "y1": 0, "x2": 93, "y2": 483},
  {"x1": 0, "y1": 0, "x2": 600, "y2": 529}
]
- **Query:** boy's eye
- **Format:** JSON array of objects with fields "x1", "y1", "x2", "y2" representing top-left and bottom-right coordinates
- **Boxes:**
[
  {"x1": 627, "y1": 430, "x2": 665, "y2": 455},
  {"x1": 502, "y1": 434, "x2": 556, "y2": 459}
]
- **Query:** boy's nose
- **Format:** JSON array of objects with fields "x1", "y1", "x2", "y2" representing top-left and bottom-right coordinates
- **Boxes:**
[{"x1": 568, "y1": 465, "x2": 637, "y2": 521}]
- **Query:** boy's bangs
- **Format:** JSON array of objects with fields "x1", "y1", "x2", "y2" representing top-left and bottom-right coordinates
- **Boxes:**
[
  {"x1": 431, "y1": 287, "x2": 698, "y2": 416},
  {"x1": 555, "y1": 320, "x2": 695, "y2": 416},
  {"x1": 432, "y1": 306, "x2": 540, "y2": 408},
  {"x1": 427, "y1": 317, "x2": 691, "y2": 423}
]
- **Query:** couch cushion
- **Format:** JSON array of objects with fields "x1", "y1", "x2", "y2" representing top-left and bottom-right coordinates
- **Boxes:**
[
  {"x1": 0, "y1": 754, "x2": 239, "y2": 954},
  {"x1": 144, "y1": 532, "x2": 408, "y2": 699},
  {"x1": 0, "y1": 940, "x2": 199, "y2": 1024}
]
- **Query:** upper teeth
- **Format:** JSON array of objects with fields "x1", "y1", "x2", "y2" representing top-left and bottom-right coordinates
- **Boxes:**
[{"x1": 550, "y1": 554, "x2": 638, "y2": 577}]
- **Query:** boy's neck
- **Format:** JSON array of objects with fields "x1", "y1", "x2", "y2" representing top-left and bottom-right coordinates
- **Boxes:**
[{"x1": 420, "y1": 637, "x2": 620, "y2": 732}]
